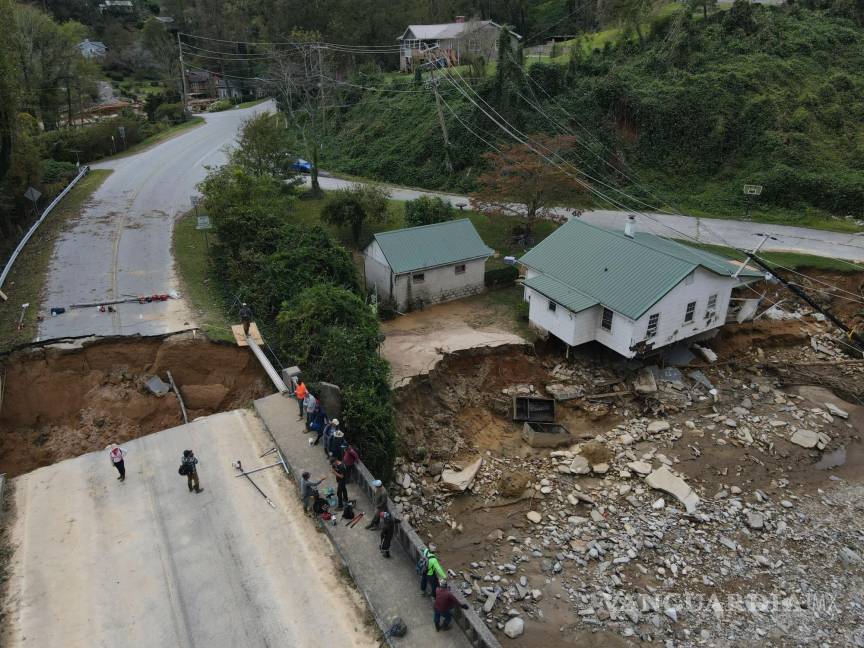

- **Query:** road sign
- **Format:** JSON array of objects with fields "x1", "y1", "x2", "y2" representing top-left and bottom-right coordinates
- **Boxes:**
[
  {"x1": 190, "y1": 195, "x2": 202, "y2": 206},
  {"x1": 24, "y1": 186, "x2": 42, "y2": 203},
  {"x1": 196, "y1": 215, "x2": 212, "y2": 230},
  {"x1": 743, "y1": 184, "x2": 763, "y2": 196}
]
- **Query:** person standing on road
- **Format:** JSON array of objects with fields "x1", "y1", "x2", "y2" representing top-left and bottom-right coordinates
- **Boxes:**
[
  {"x1": 327, "y1": 428, "x2": 347, "y2": 460},
  {"x1": 433, "y1": 580, "x2": 468, "y2": 631},
  {"x1": 239, "y1": 303, "x2": 253, "y2": 335},
  {"x1": 342, "y1": 442, "x2": 359, "y2": 482},
  {"x1": 300, "y1": 471, "x2": 326, "y2": 514},
  {"x1": 320, "y1": 417, "x2": 338, "y2": 452},
  {"x1": 182, "y1": 449, "x2": 202, "y2": 493},
  {"x1": 365, "y1": 479, "x2": 388, "y2": 529},
  {"x1": 293, "y1": 379, "x2": 308, "y2": 419},
  {"x1": 379, "y1": 511, "x2": 400, "y2": 558},
  {"x1": 420, "y1": 547, "x2": 446, "y2": 596},
  {"x1": 330, "y1": 457, "x2": 348, "y2": 510},
  {"x1": 107, "y1": 443, "x2": 127, "y2": 481},
  {"x1": 303, "y1": 391, "x2": 318, "y2": 430}
]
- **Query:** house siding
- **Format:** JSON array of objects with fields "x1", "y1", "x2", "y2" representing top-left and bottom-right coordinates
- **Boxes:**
[
  {"x1": 400, "y1": 23, "x2": 517, "y2": 71},
  {"x1": 629, "y1": 268, "x2": 735, "y2": 352},
  {"x1": 524, "y1": 267, "x2": 740, "y2": 357},
  {"x1": 363, "y1": 241, "x2": 394, "y2": 302},
  {"x1": 398, "y1": 258, "x2": 486, "y2": 310}
]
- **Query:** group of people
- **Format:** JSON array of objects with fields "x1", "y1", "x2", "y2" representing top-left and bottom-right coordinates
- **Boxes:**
[
  {"x1": 292, "y1": 378, "x2": 468, "y2": 633},
  {"x1": 106, "y1": 444, "x2": 202, "y2": 494}
]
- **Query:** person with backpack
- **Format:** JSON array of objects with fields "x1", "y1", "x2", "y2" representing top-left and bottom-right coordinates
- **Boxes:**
[
  {"x1": 106, "y1": 443, "x2": 127, "y2": 481},
  {"x1": 180, "y1": 449, "x2": 202, "y2": 493},
  {"x1": 433, "y1": 580, "x2": 468, "y2": 631},
  {"x1": 319, "y1": 418, "x2": 338, "y2": 453},
  {"x1": 419, "y1": 546, "x2": 446, "y2": 596},
  {"x1": 239, "y1": 302, "x2": 252, "y2": 335},
  {"x1": 326, "y1": 428, "x2": 347, "y2": 460},
  {"x1": 379, "y1": 511, "x2": 400, "y2": 558}
]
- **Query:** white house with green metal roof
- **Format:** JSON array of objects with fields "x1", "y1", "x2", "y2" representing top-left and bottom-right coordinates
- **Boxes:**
[
  {"x1": 363, "y1": 219, "x2": 494, "y2": 311},
  {"x1": 519, "y1": 218, "x2": 765, "y2": 357}
]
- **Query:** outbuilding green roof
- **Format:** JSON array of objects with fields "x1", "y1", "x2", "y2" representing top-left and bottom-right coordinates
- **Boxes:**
[
  {"x1": 520, "y1": 219, "x2": 763, "y2": 320},
  {"x1": 370, "y1": 219, "x2": 493, "y2": 274}
]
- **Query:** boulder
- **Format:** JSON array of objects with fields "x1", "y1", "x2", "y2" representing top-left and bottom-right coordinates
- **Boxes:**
[
  {"x1": 645, "y1": 465, "x2": 700, "y2": 513},
  {"x1": 526, "y1": 511, "x2": 542, "y2": 524},
  {"x1": 569, "y1": 456, "x2": 591, "y2": 475},
  {"x1": 503, "y1": 617, "x2": 524, "y2": 639},
  {"x1": 633, "y1": 368, "x2": 657, "y2": 395},
  {"x1": 440, "y1": 457, "x2": 483, "y2": 492},
  {"x1": 647, "y1": 420, "x2": 670, "y2": 434},
  {"x1": 628, "y1": 461, "x2": 653, "y2": 476}
]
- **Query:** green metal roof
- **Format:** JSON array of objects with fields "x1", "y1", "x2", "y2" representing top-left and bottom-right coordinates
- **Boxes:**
[
  {"x1": 371, "y1": 219, "x2": 493, "y2": 274},
  {"x1": 519, "y1": 219, "x2": 764, "y2": 320},
  {"x1": 523, "y1": 274, "x2": 598, "y2": 314}
]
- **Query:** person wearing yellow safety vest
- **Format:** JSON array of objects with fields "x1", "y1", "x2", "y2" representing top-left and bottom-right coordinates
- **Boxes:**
[{"x1": 419, "y1": 546, "x2": 446, "y2": 596}]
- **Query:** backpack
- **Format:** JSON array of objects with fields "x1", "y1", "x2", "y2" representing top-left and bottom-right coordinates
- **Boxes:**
[
  {"x1": 178, "y1": 463, "x2": 190, "y2": 476},
  {"x1": 416, "y1": 555, "x2": 428, "y2": 575},
  {"x1": 342, "y1": 502, "x2": 355, "y2": 519},
  {"x1": 386, "y1": 617, "x2": 407, "y2": 638}
]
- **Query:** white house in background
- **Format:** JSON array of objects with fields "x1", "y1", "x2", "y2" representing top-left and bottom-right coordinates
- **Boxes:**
[
  {"x1": 363, "y1": 219, "x2": 493, "y2": 311},
  {"x1": 397, "y1": 17, "x2": 521, "y2": 72},
  {"x1": 77, "y1": 39, "x2": 107, "y2": 58},
  {"x1": 519, "y1": 218, "x2": 765, "y2": 358}
]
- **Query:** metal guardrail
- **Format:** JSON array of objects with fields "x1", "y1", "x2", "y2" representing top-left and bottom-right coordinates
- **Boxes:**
[{"x1": 0, "y1": 165, "x2": 90, "y2": 293}]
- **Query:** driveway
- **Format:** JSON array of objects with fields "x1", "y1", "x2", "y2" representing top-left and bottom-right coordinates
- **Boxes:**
[
  {"x1": 38, "y1": 101, "x2": 273, "y2": 341},
  {"x1": 2, "y1": 409, "x2": 375, "y2": 648},
  {"x1": 314, "y1": 177, "x2": 864, "y2": 263}
]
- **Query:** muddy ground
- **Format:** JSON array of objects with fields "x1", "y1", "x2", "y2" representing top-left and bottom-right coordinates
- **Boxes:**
[
  {"x1": 0, "y1": 332, "x2": 271, "y2": 476},
  {"x1": 391, "y1": 310, "x2": 864, "y2": 647}
]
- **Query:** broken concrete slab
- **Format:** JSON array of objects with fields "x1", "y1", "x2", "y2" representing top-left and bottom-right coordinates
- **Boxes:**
[
  {"x1": 633, "y1": 368, "x2": 657, "y2": 395},
  {"x1": 545, "y1": 383, "x2": 585, "y2": 401},
  {"x1": 825, "y1": 402, "x2": 849, "y2": 419},
  {"x1": 628, "y1": 461, "x2": 653, "y2": 476},
  {"x1": 569, "y1": 456, "x2": 591, "y2": 475},
  {"x1": 440, "y1": 457, "x2": 483, "y2": 492},
  {"x1": 144, "y1": 375, "x2": 169, "y2": 396},
  {"x1": 789, "y1": 429, "x2": 829, "y2": 449},
  {"x1": 645, "y1": 465, "x2": 700, "y2": 513},
  {"x1": 503, "y1": 617, "x2": 524, "y2": 638},
  {"x1": 647, "y1": 420, "x2": 670, "y2": 433}
]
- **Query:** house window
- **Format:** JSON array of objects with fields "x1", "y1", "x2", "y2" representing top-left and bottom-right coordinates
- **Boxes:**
[
  {"x1": 454, "y1": 264, "x2": 466, "y2": 275},
  {"x1": 601, "y1": 308, "x2": 613, "y2": 331},
  {"x1": 468, "y1": 38, "x2": 480, "y2": 51},
  {"x1": 705, "y1": 294, "x2": 718, "y2": 320},
  {"x1": 684, "y1": 301, "x2": 696, "y2": 323},
  {"x1": 646, "y1": 313, "x2": 660, "y2": 339},
  {"x1": 412, "y1": 272, "x2": 425, "y2": 283},
  {"x1": 548, "y1": 300, "x2": 557, "y2": 312}
]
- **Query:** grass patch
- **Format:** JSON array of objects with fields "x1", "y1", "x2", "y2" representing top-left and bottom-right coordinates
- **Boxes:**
[
  {"x1": 234, "y1": 98, "x2": 270, "y2": 109},
  {"x1": 102, "y1": 117, "x2": 205, "y2": 161},
  {"x1": 172, "y1": 209, "x2": 235, "y2": 342},
  {"x1": 0, "y1": 169, "x2": 112, "y2": 350},
  {"x1": 680, "y1": 240, "x2": 863, "y2": 273}
]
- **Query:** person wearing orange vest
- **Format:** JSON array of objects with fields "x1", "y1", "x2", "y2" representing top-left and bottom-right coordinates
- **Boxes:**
[{"x1": 293, "y1": 379, "x2": 307, "y2": 419}]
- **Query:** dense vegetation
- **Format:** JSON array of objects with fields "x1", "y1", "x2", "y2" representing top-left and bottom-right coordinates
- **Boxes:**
[
  {"x1": 199, "y1": 116, "x2": 397, "y2": 480},
  {"x1": 311, "y1": 3, "x2": 864, "y2": 224}
]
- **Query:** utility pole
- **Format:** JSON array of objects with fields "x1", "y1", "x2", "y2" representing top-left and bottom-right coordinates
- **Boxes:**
[
  {"x1": 317, "y1": 45, "x2": 326, "y2": 136},
  {"x1": 177, "y1": 32, "x2": 189, "y2": 114},
  {"x1": 423, "y1": 45, "x2": 453, "y2": 173}
]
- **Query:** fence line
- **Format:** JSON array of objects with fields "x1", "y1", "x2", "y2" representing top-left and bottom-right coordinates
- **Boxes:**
[{"x1": 0, "y1": 165, "x2": 90, "y2": 293}]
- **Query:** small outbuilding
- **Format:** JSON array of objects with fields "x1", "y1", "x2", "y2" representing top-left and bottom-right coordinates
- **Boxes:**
[{"x1": 363, "y1": 219, "x2": 493, "y2": 311}]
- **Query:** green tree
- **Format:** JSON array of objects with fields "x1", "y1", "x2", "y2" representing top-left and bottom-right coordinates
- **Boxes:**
[
  {"x1": 0, "y1": 0, "x2": 18, "y2": 188},
  {"x1": 232, "y1": 113, "x2": 301, "y2": 181},
  {"x1": 321, "y1": 183, "x2": 390, "y2": 245},
  {"x1": 404, "y1": 195, "x2": 456, "y2": 227}
]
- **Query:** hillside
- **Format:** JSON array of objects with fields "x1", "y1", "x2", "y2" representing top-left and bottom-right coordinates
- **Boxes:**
[{"x1": 314, "y1": 3, "x2": 864, "y2": 228}]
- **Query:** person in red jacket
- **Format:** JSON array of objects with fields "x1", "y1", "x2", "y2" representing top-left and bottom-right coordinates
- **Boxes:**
[{"x1": 433, "y1": 580, "x2": 468, "y2": 632}]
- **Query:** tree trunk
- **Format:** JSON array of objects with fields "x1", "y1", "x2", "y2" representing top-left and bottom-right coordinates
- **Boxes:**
[{"x1": 310, "y1": 144, "x2": 321, "y2": 195}]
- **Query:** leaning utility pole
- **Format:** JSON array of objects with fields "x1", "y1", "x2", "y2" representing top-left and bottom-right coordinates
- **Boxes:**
[
  {"x1": 177, "y1": 32, "x2": 189, "y2": 114},
  {"x1": 422, "y1": 45, "x2": 453, "y2": 173}
]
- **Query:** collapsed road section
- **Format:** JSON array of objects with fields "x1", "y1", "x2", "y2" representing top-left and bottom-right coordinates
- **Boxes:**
[{"x1": 0, "y1": 331, "x2": 271, "y2": 477}]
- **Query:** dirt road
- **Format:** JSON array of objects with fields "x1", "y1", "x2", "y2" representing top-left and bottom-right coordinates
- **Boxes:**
[{"x1": 2, "y1": 409, "x2": 375, "y2": 648}]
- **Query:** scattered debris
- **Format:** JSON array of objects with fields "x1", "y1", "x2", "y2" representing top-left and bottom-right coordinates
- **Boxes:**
[{"x1": 439, "y1": 457, "x2": 483, "y2": 492}]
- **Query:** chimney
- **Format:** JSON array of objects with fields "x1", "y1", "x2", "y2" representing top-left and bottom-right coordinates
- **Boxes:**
[
  {"x1": 455, "y1": 15, "x2": 465, "y2": 23},
  {"x1": 624, "y1": 215, "x2": 636, "y2": 238}
]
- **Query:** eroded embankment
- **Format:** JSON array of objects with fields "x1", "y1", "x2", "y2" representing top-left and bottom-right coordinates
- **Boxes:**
[{"x1": 0, "y1": 332, "x2": 271, "y2": 476}]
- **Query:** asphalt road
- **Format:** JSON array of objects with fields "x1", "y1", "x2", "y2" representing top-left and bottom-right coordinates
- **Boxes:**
[
  {"x1": 2, "y1": 409, "x2": 375, "y2": 648},
  {"x1": 38, "y1": 101, "x2": 273, "y2": 342},
  {"x1": 314, "y1": 176, "x2": 864, "y2": 263}
]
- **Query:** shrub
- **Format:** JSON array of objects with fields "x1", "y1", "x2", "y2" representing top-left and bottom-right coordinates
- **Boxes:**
[
  {"x1": 404, "y1": 195, "x2": 457, "y2": 227},
  {"x1": 37, "y1": 116, "x2": 151, "y2": 163},
  {"x1": 154, "y1": 102, "x2": 185, "y2": 123},
  {"x1": 207, "y1": 99, "x2": 233, "y2": 112},
  {"x1": 39, "y1": 159, "x2": 77, "y2": 183},
  {"x1": 484, "y1": 265, "x2": 519, "y2": 288}
]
